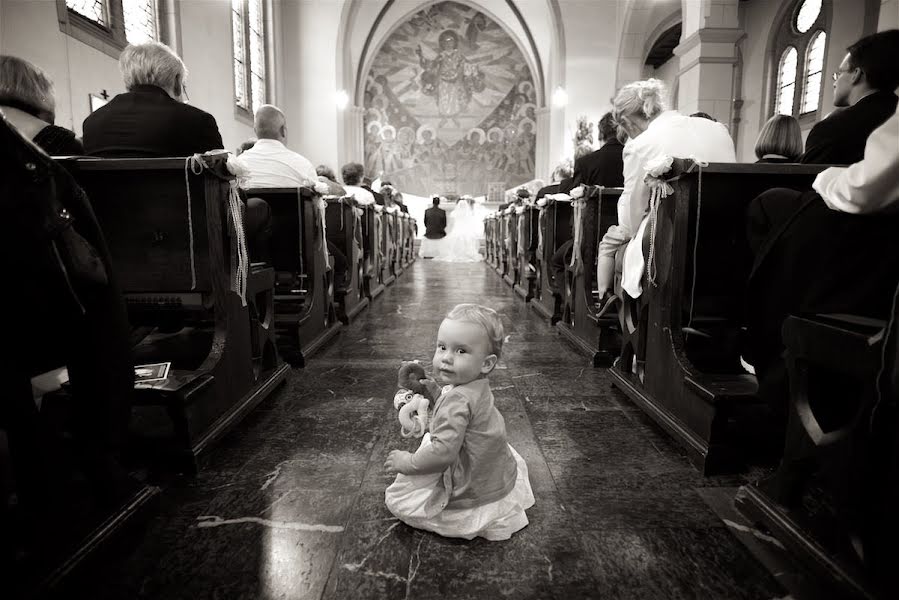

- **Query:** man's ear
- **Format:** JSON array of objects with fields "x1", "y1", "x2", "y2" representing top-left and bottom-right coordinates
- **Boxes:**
[
  {"x1": 172, "y1": 74, "x2": 183, "y2": 98},
  {"x1": 850, "y1": 67, "x2": 863, "y2": 86},
  {"x1": 480, "y1": 353, "x2": 498, "y2": 374}
]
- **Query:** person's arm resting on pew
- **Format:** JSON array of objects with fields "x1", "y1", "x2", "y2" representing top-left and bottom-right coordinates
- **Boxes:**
[{"x1": 812, "y1": 108, "x2": 899, "y2": 214}]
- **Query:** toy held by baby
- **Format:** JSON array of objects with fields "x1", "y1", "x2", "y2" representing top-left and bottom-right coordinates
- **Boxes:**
[{"x1": 394, "y1": 361, "x2": 442, "y2": 438}]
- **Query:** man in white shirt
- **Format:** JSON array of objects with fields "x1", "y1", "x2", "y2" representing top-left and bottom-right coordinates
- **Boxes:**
[
  {"x1": 235, "y1": 104, "x2": 318, "y2": 189},
  {"x1": 812, "y1": 104, "x2": 899, "y2": 214}
]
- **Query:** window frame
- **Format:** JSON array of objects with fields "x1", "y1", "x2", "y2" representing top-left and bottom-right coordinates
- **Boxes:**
[
  {"x1": 57, "y1": 0, "x2": 163, "y2": 59},
  {"x1": 231, "y1": 0, "x2": 269, "y2": 122},
  {"x1": 767, "y1": 0, "x2": 831, "y2": 125}
]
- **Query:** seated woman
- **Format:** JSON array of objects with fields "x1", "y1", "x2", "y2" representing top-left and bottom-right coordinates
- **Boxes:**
[
  {"x1": 0, "y1": 55, "x2": 83, "y2": 155},
  {"x1": 754, "y1": 115, "x2": 802, "y2": 163},
  {"x1": 596, "y1": 79, "x2": 735, "y2": 311}
]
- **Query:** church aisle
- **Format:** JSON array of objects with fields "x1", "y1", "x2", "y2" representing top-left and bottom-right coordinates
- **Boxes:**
[{"x1": 67, "y1": 261, "x2": 784, "y2": 600}]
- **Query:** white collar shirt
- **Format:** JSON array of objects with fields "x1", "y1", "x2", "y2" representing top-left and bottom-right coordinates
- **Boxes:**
[{"x1": 236, "y1": 139, "x2": 318, "y2": 189}]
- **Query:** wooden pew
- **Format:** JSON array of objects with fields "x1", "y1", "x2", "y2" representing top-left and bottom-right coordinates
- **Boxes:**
[
  {"x1": 62, "y1": 157, "x2": 290, "y2": 471},
  {"x1": 512, "y1": 205, "x2": 540, "y2": 301},
  {"x1": 495, "y1": 211, "x2": 508, "y2": 276},
  {"x1": 376, "y1": 206, "x2": 397, "y2": 286},
  {"x1": 557, "y1": 186, "x2": 623, "y2": 365},
  {"x1": 484, "y1": 214, "x2": 497, "y2": 267},
  {"x1": 503, "y1": 210, "x2": 520, "y2": 288},
  {"x1": 735, "y1": 301, "x2": 898, "y2": 600},
  {"x1": 531, "y1": 196, "x2": 573, "y2": 324},
  {"x1": 388, "y1": 210, "x2": 404, "y2": 278},
  {"x1": 609, "y1": 161, "x2": 827, "y2": 474},
  {"x1": 325, "y1": 196, "x2": 369, "y2": 324},
  {"x1": 243, "y1": 187, "x2": 342, "y2": 367},
  {"x1": 360, "y1": 204, "x2": 385, "y2": 299},
  {"x1": 401, "y1": 213, "x2": 415, "y2": 268}
]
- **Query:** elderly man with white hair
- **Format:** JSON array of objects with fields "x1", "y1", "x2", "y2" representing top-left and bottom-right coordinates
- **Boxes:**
[
  {"x1": 234, "y1": 104, "x2": 318, "y2": 188},
  {"x1": 83, "y1": 41, "x2": 223, "y2": 156}
]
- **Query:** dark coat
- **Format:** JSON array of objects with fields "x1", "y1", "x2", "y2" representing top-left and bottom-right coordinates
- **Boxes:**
[
  {"x1": 800, "y1": 91, "x2": 898, "y2": 165},
  {"x1": 424, "y1": 206, "x2": 447, "y2": 239},
  {"x1": 2, "y1": 116, "x2": 134, "y2": 502},
  {"x1": 561, "y1": 141, "x2": 625, "y2": 193},
  {"x1": 83, "y1": 85, "x2": 223, "y2": 157}
]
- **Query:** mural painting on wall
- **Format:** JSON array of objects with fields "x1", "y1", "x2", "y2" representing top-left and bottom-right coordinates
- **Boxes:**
[{"x1": 363, "y1": 1, "x2": 537, "y2": 198}]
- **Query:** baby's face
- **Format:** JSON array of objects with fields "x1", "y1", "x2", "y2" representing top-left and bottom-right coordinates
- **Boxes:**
[{"x1": 432, "y1": 319, "x2": 495, "y2": 386}]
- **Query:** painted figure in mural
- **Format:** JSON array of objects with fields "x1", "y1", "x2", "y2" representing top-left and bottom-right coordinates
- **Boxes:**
[{"x1": 417, "y1": 29, "x2": 485, "y2": 127}]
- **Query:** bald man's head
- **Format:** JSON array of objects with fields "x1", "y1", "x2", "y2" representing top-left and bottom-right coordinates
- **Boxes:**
[{"x1": 254, "y1": 104, "x2": 287, "y2": 141}]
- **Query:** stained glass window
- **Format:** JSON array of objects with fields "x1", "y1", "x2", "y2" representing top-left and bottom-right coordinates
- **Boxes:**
[
  {"x1": 232, "y1": 0, "x2": 249, "y2": 110},
  {"x1": 776, "y1": 47, "x2": 798, "y2": 116},
  {"x1": 795, "y1": 0, "x2": 822, "y2": 34},
  {"x1": 801, "y1": 31, "x2": 826, "y2": 114},
  {"x1": 769, "y1": 0, "x2": 829, "y2": 118},
  {"x1": 232, "y1": 0, "x2": 267, "y2": 114},
  {"x1": 66, "y1": 0, "x2": 108, "y2": 26},
  {"x1": 248, "y1": 0, "x2": 266, "y2": 115},
  {"x1": 123, "y1": 0, "x2": 158, "y2": 44}
]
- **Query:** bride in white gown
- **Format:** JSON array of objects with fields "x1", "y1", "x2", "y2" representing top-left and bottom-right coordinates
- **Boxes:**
[{"x1": 434, "y1": 197, "x2": 482, "y2": 262}]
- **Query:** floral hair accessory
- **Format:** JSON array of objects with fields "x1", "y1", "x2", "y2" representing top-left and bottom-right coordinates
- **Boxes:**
[
  {"x1": 313, "y1": 180, "x2": 330, "y2": 196},
  {"x1": 569, "y1": 185, "x2": 585, "y2": 199}
]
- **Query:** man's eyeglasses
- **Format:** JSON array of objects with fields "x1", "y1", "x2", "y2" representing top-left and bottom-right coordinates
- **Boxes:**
[{"x1": 832, "y1": 67, "x2": 854, "y2": 82}]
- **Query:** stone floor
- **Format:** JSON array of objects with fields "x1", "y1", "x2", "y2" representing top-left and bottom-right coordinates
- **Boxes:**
[{"x1": 65, "y1": 261, "x2": 787, "y2": 600}]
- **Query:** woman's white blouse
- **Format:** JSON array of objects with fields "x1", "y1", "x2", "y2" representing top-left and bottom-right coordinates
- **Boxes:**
[{"x1": 599, "y1": 110, "x2": 736, "y2": 298}]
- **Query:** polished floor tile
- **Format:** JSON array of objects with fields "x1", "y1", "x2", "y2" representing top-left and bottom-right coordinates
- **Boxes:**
[{"x1": 64, "y1": 261, "x2": 782, "y2": 599}]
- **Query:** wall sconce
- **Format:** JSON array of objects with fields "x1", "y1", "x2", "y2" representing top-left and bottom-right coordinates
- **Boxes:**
[
  {"x1": 552, "y1": 86, "x2": 568, "y2": 108},
  {"x1": 335, "y1": 89, "x2": 349, "y2": 110}
]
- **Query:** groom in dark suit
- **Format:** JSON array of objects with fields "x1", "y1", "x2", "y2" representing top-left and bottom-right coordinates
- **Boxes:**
[{"x1": 424, "y1": 197, "x2": 447, "y2": 240}]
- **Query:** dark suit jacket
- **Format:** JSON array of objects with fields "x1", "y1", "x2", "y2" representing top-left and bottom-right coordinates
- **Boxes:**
[
  {"x1": 561, "y1": 141, "x2": 625, "y2": 193},
  {"x1": 363, "y1": 185, "x2": 385, "y2": 206},
  {"x1": 83, "y1": 85, "x2": 223, "y2": 157},
  {"x1": 424, "y1": 206, "x2": 447, "y2": 239},
  {"x1": 800, "y1": 90, "x2": 898, "y2": 165},
  {"x1": 536, "y1": 183, "x2": 560, "y2": 200}
]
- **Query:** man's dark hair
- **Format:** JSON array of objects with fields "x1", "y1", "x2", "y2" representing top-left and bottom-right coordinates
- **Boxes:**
[
  {"x1": 598, "y1": 112, "x2": 618, "y2": 142},
  {"x1": 847, "y1": 29, "x2": 899, "y2": 92},
  {"x1": 316, "y1": 164, "x2": 336, "y2": 180},
  {"x1": 432, "y1": 197, "x2": 440, "y2": 206},
  {"x1": 690, "y1": 111, "x2": 716, "y2": 121},
  {"x1": 380, "y1": 179, "x2": 393, "y2": 186},
  {"x1": 362, "y1": 176, "x2": 373, "y2": 187},
  {"x1": 341, "y1": 162, "x2": 364, "y2": 185}
]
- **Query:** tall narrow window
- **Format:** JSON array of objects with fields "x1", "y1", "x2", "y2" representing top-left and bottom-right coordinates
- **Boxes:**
[
  {"x1": 802, "y1": 31, "x2": 826, "y2": 114},
  {"x1": 123, "y1": 0, "x2": 158, "y2": 44},
  {"x1": 232, "y1": 0, "x2": 267, "y2": 116},
  {"x1": 768, "y1": 0, "x2": 830, "y2": 119},
  {"x1": 776, "y1": 47, "x2": 798, "y2": 116}
]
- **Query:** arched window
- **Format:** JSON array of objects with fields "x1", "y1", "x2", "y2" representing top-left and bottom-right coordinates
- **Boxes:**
[
  {"x1": 232, "y1": 0, "x2": 268, "y2": 116},
  {"x1": 769, "y1": 0, "x2": 830, "y2": 120}
]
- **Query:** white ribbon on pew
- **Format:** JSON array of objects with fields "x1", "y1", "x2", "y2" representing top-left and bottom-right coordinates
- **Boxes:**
[
  {"x1": 228, "y1": 180, "x2": 250, "y2": 306},
  {"x1": 184, "y1": 156, "x2": 204, "y2": 290}
]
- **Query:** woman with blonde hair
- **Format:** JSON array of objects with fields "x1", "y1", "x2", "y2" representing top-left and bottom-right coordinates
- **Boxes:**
[
  {"x1": 595, "y1": 78, "x2": 736, "y2": 313},
  {"x1": 754, "y1": 114, "x2": 802, "y2": 163}
]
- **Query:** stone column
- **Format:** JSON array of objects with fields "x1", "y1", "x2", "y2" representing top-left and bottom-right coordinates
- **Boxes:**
[
  {"x1": 338, "y1": 105, "x2": 364, "y2": 171},
  {"x1": 674, "y1": 0, "x2": 743, "y2": 125}
]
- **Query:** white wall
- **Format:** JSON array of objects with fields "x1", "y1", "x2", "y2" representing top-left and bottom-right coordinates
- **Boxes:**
[
  {"x1": 278, "y1": 0, "x2": 343, "y2": 170},
  {"x1": 0, "y1": 0, "x2": 254, "y2": 150},
  {"x1": 558, "y1": 1, "x2": 622, "y2": 164},
  {"x1": 880, "y1": 0, "x2": 899, "y2": 29},
  {"x1": 646, "y1": 57, "x2": 679, "y2": 109},
  {"x1": 0, "y1": 0, "x2": 121, "y2": 135}
]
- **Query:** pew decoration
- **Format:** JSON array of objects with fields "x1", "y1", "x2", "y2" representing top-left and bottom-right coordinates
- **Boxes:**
[{"x1": 188, "y1": 153, "x2": 249, "y2": 306}]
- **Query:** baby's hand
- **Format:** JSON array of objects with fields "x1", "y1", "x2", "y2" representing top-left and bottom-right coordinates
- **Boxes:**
[{"x1": 384, "y1": 450, "x2": 412, "y2": 475}]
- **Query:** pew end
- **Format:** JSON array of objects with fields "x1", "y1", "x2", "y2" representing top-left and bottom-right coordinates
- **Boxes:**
[
  {"x1": 734, "y1": 308, "x2": 896, "y2": 600},
  {"x1": 61, "y1": 157, "x2": 289, "y2": 474},
  {"x1": 610, "y1": 161, "x2": 829, "y2": 474}
]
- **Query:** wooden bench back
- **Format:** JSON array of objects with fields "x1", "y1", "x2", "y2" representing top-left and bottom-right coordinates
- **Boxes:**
[
  {"x1": 242, "y1": 187, "x2": 318, "y2": 285},
  {"x1": 666, "y1": 162, "x2": 827, "y2": 327},
  {"x1": 60, "y1": 157, "x2": 227, "y2": 296}
]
